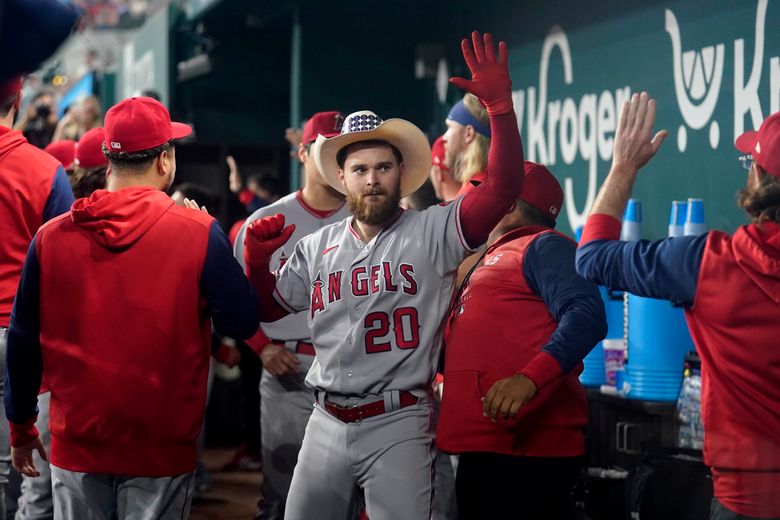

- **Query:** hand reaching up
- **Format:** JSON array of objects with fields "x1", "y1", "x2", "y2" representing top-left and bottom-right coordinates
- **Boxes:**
[
  {"x1": 450, "y1": 31, "x2": 513, "y2": 115},
  {"x1": 611, "y1": 92, "x2": 668, "y2": 175}
]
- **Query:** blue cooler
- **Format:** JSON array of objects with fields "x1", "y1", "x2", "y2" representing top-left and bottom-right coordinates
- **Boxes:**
[
  {"x1": 580, "y1": 287, "x2": 624, "y2": 387},
  {"x1": 623, "y1": 295, "x2": 695, "y2": 401}
]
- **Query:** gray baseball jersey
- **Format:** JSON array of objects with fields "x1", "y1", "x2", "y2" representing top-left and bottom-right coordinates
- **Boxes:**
[
  {"x1": 273, "y1": 198, "x2": 475, "y2": 395},
  {"x1": 234, "y1": 190, "x2": 350, "y2": 341}
]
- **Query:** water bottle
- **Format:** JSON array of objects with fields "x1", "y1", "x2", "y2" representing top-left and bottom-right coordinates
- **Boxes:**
[
  {"x1": 668, "y1": 200, "x2": 687, "y2": 237},
  {"x1": 621, "y1": 199, "x2": 641, "y2": 241},
  {"x1": 684, "y1": 198, "x2": 706, "y2": 236}
]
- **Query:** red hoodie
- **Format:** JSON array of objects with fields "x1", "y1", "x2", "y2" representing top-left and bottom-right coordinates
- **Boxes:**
[
  {"x1": 579, "y1": 216, "x2": 780, "y2": 517},
  {"x1": 0, "y1": 127, "x2": 67, "y2": 326},
  {"x1": 689, "y1": 223, "x2": 780, "y2": 517},
  {"x1": 31, "y1": 187, "x2": 234, "y2": 476}
]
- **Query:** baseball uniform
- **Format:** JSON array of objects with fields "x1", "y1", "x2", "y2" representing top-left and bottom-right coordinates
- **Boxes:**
[
  {"x1": 274, "y1": 199, "x2": 475, "y2": 520},
  {"x1": 234, "y1": 190, "x2": 349, "y2": 520}
]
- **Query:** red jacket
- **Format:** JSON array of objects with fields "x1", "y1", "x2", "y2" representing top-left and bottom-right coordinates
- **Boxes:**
[
  {"x1": 0, "y1": 128, "x2": 69, "y2": 326},
  {"x1": 437, "y1": 227, "x2": 600, "y2": 457},
  {"x1": 578, "y1": 216, "x2": 780, "y2": 517},
  {"x1": 27, "y1": 187, "x2": 255, "y2": 476},
  {"x1": 688, "y1": 226, "x2": 780, "y2": 516}
]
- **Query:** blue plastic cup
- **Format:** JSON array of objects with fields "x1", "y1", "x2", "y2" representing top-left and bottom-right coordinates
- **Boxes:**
[
  {"x1": 625, "y1": 199, "x2": 642, "y2": 223},
  {"x1": 684, "y1": 198, "x2": 706, "y2": 236},
  {"x1": 668, "y1": 200, "x2": 687, "y2": 237},
  {"x1": 621, "y1": 199, "x2": 642, "y2": 241}
]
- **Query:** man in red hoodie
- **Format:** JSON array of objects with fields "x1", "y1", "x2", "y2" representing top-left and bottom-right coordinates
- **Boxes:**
[
  {"x1": 0, "y1": 76, "x2": 74, "y2": 519},
  {"x1": 577, "y1": 93, "x2": 780, "y2": 519},
  {"x1": 5, "y1": 96, "x2": 260, "y2": 520},
  {"x1": 437, "y1": 162, "x2": 606, "y2": 519}
]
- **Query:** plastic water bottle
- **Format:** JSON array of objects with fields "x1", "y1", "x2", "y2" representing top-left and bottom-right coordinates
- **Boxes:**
[
  {"x1": 668, "y1": 200, "x2": 687, "y2": 238},
  {"x1": 621, "y1": 199, "x2": 641, "y2": 241},
  {"x1": 684, "y1": 198, "x2": 706, "y2": 236}
]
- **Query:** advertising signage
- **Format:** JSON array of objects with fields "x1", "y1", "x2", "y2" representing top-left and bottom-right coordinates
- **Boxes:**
[{"x1": 505, "y1": 0, "x2": 779, "y2": 237}]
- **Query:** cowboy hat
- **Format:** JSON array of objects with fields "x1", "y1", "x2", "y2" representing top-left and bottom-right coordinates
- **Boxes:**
[{"x1": 312, "y1": 110, "x2": 432, "y2": 197}]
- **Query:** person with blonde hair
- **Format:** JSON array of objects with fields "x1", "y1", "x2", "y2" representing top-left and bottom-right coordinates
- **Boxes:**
[{"x1": 444, "y1": 93, "x2": 491, "y2": 197}]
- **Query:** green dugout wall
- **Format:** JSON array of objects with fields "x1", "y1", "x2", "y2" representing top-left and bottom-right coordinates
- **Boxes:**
[{"x1": 174, "y1": 0, "x2": 779, "y2": 237}]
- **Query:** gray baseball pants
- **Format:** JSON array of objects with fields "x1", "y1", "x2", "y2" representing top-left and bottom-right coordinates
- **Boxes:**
[
  {"x1": 284, "y1": 392, "x2": 435, "y2": 520},
  {"x1": 50, "y1": 466, "x2": 193, "y2": 520}
]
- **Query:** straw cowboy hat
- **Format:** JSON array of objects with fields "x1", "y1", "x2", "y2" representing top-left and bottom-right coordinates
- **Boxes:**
[{"x1": 311, "y1": 110, "x2": 432, "y2": 197}]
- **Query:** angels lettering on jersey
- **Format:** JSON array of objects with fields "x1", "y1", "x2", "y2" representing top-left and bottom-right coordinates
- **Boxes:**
[{"x1": 309, "y1": 261, "x2": 418, "y2": 319}]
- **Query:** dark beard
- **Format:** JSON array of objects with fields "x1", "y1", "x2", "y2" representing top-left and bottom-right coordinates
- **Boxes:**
[{"x1": 347, "y1": 188, "x2": 401, "y2": 226}]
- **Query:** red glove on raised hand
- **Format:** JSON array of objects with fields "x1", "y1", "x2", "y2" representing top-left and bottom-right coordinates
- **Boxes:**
[
  {"x1": 450, "y1": 31, "x2": 513, "y2": 116},
  {"x1": 244, "y1": 214, "x2": 296, "y2": 268}
]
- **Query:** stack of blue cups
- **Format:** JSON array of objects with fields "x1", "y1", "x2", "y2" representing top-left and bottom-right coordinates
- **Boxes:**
[{"x1": 623, "y1": 199, "x2": 700, "y2": 401}]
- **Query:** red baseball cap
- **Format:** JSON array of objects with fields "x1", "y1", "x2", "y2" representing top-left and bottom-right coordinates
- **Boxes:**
[
  {"x1": 735, "y1": 111, "x2": 780, "y2": 177},
  {"x1": 431, "y1": 135, "x2": 449, "y2": 172},
  {"x1": 75, "y1": 127, "x2": 108, "y2": 169},
  {"x1": 0, "y1": 76, "x2": 23, "y2": 101},
  {"x1": 302, "y1": 111, "x2": 343, "y2": 146},
  {"x1": 520, "y1": 161, "x2": 563, "y2": 221},
  {"x1": 44, "y1": 139, "x2": 77, "y2": 169},
  {"x1": 104, "y1": 97, "x2": 191, "y2": 154}
]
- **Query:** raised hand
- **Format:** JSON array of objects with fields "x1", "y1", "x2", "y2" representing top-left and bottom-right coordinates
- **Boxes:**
[
  {"x1": 450, "y1": 31, "x2": 513, "y2": 115},
  {"x1": 244, "y1": 214, "x2": 296, "y2": 267},
  {"x1": 612, "y1": 92, "x2": 668, "y2": 174}
]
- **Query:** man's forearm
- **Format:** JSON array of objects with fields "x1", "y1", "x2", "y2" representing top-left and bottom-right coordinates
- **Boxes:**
[
  {"x1": 246, "y1": 263, "x2": 289, "y2": 322},
  {"x1": 459, "y1": 110, "x2": 524, "y2": 246},
  {"x1": 589, "y1": 164, "x2": 638, "y2": 221}
]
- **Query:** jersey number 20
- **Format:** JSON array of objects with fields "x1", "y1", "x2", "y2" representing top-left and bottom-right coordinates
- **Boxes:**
[{"x1": 364, "y1": 307, "x2": 420, "y2": 353}]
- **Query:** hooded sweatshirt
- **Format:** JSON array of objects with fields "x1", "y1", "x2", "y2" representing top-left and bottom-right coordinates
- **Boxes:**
[
  {"x1": 0, "y1": 126, "x2": 73, "y2": 326},
  {"x1": 576, "y1": 215, "x2": 780, "y2": 518},
  {"x1": 5, "y1": 186, "x2": 259, "y2": 476}
]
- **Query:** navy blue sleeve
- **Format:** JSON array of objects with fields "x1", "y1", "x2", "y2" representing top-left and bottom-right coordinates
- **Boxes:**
[
  {"x1": 42, "y1": 166, "x2": 75, "y2": 222},
  {"x1": 5, "y1": 239, "x2": 43, "y2": 424},
  {"x1": 575, "y1": 233, "x2": 708, "y2": 306},
  {"x1": 201, "y1": 221, "x2": 260, "y2": 340},
  {"x1": 524, "y1": 234, "x2": 608, "y2": 374}
]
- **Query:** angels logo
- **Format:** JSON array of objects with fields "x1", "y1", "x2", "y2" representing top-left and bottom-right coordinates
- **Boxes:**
[
  {"x1": 485, "y1": 253, "x2": 503, "y2": 266},
  {"x1": 310, "y1": 276, "x2": 325, "y2": 318}
]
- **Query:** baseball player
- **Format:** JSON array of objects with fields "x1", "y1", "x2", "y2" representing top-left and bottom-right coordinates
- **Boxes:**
[
  {"x1": 233, "y1": 111, "x2": 350, "y2": 520},
  {"x1": 437, "y1": 162, "x2": 606, "y2": 519},
  {"x1": 577, "y1": 95, "x2": 780, "y2": 519},
  {"x1": 242, "y1": 32, "x2": 525, "y2": 519},
  {"x1": 0, "y1": 76, "x2": 74, "y2": 520},
  {"x1": 5, "y1": 97, "x2": 259, "y2": 520}
]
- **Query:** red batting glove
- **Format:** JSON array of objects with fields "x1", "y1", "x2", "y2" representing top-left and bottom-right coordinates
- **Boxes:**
[
  {"x1": 244, "y1": 214, "x2": 296, "y2": 269},
  {"x1": 449, "y1": 31, "x2": 513, "y2": 116}
]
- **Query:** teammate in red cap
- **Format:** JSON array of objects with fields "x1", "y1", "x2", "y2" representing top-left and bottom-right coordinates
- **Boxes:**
[
  {"x1": 234, "y1": 111, "x2": 349, "y2": 520},
  {"x1": 71, "y1": 127, "x2": 109, "y2": 197},
  {"x1": 4, "y1": 96, "x2": 260, "y2": 519},
  {"x1": 577, "y1": 95, "x2": 780, "y2": 519},
  {"x1": 43, "y1": 139, "x2": 76, "y2": 171},
  {"x1": 0, "y1": 76, "x2": 73, "y2": 520},
  {"x1": 437, "y1": 162, "x2": 606, "y2": 518}
]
